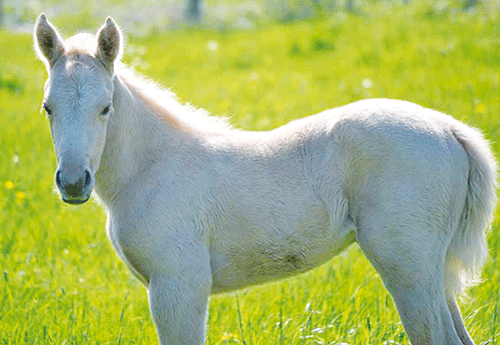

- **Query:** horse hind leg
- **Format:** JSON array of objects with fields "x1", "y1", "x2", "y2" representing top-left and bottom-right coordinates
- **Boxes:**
[
  {"x1": 446, "y1": 294, "x2": 475, "y2": 345},
  {"x1": 356, "y1": 220, "x2": 464, "y2": 345},
  {"x1": 443, "y1": 253, "x2": 479, "y2": 345}
]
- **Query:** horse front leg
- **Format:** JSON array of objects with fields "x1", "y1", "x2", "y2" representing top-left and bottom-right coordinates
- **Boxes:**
[{"x1": 147, "y1": 248, "x2": 212, "y2": 345}]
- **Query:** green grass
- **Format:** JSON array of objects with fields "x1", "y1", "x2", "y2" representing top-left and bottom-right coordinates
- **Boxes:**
[{"x1": 1, "y1": 1, "x2": 499, "y2": 344}]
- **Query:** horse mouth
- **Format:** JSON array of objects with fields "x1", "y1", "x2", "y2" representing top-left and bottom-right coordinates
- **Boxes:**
[{"x1": 62, "y1": 196, "x2": 90, "y2": 205}]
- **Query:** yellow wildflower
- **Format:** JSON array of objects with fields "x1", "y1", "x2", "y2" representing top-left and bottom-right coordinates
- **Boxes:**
[
  {"x1": 474, "y1": 103, "x2": 487, "y2": 114},
  {"x1": 15, "y1": 191, "x2": 26, "y2": 205},
  {"x1": 4, "y1": 181, "x2": 15, "y2": 189},
  {"x1": 220, "y1": 333, "x2": 238, "y2": 343}
]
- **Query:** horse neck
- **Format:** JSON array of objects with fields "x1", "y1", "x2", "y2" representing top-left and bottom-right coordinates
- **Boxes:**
[{"x1": 94, "y1": 71, "x2": 192, "y2": 206}]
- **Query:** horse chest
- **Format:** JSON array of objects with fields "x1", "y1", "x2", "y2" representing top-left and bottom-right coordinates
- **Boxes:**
[{"x1": 106, "y1": 214, "x2": 156, "y2": 284}]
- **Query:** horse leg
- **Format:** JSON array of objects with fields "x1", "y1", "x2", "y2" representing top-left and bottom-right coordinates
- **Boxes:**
[
  {"x1": 147, "y1": 248, "x2": 212, "y2": 345},
  {"x1": 446, "y1": 294, "x2": 475, "y2": 345},
  {"x1": 356, "y1": 221, "x2": 463, "y2": 345}
]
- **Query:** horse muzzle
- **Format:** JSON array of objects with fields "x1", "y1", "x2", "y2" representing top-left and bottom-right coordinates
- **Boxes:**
[{"x1": 55, "y1": 164, "x2": 94, "y2": 205}]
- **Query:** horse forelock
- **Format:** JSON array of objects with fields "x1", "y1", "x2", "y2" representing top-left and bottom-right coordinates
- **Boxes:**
[
  {"x1": 64, "y1": 33, "x2": 97, "y2": 56},
  {"x1": 46, "y1": 33, "x2": 112, "y2": 95}
]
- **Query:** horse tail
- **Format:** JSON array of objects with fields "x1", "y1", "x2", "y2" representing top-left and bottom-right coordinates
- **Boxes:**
[{"x1": 445, "y1": 124, "x2": 497, "y2": 294}]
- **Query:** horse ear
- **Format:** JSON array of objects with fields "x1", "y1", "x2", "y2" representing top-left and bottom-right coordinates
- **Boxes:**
[
  {"x1": 96, "y1": 17, "x2": 122, "y2": 72},
  {"x1": 34, "y1": 13, "x2": 65, "y2": 68}
]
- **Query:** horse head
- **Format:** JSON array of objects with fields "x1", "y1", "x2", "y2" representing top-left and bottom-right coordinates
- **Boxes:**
[{"x1": 34, "y1": 14, "x2": 122, "y2": 204}]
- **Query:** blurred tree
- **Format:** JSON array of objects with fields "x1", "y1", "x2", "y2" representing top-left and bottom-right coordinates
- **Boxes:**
[
  {"x1": 340, "y1": 0, "x2": 478, "y2": 11},
  {"x1": 186, "y1": 0, "x2": 201, "y2": 20},
  {"x1": 346, "y1": 0, "x2": 354, "y2": 11},
  {"x1": 464, "y1": 0, "x2": 477, "y2": 8},
  {"x1": 313, "y1": 0, "x2": 355, "y2": 11}
]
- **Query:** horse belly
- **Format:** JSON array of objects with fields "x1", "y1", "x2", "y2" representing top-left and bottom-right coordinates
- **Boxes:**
[{"x1": 210, "y1": 205, "x2": 355, "y2": 293}]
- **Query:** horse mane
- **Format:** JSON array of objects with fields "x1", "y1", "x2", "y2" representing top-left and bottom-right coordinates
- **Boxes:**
[{"x1": 114, "y1": 63, "x2": 233, "y2": 134}]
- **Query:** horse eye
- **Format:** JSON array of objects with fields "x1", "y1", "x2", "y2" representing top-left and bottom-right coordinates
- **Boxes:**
[
  {"x1": 101, "y1": 105, "x2": 111, "y2": 116},
  {"x1": 42, "y1": 103, "x2": 52, "y2": 116}
]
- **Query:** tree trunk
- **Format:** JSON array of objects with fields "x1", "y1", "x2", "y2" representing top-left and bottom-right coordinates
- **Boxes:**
[
  {"x1": 346, "y1": 0, "x2": 354, "y2": 12},
  {"x1": 0, "y1": 0, "x2": 3, "y2": 27},
  {"x1": 186, "y1": 0, "x2": 201, "y2": 21}
]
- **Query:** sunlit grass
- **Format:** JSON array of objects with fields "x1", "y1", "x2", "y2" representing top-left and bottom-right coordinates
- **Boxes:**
[{"x1": 1, "y1": 1, "x2": 499, "y2": 343}]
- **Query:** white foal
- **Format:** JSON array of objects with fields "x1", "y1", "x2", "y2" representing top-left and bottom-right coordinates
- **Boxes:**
[{"x1": 34, "y1": 14, "x2": 497, "y2": 345}]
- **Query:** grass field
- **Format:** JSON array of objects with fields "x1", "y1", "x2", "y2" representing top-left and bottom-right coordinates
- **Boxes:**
[{"x1": 1, "y1": 1, "x2": 499, "y2": 344}]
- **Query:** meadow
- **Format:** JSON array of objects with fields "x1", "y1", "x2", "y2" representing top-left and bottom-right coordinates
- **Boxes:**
[{"x1": 0, "y1": 0, "x2": 499, "y2": 343}]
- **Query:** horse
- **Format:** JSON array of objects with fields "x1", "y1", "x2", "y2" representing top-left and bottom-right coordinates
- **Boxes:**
[{"x1": 34, "y1": 13, "x2": 497, "y2": 345}]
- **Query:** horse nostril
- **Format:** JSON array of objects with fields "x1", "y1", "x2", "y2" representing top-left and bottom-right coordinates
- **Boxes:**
[
  {"x1": 55, "y1": 167, "x2": 93, "y2": 196},
  {"x1": 55, "y1": 170, "x2": 62, "y2": 187},
  {"x1": 84, "y1": 169, "x2": 92, "y2": 188}
]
